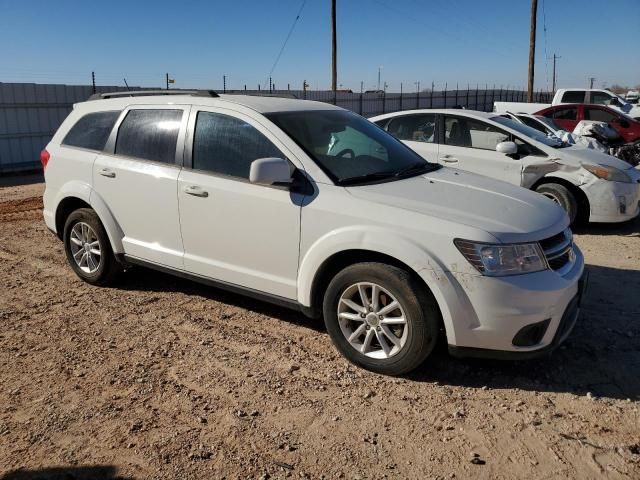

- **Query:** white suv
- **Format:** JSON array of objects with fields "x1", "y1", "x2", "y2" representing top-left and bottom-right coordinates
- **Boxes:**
[{"x1": 42, "y1": 91, "x2": 586, "y2": 375}]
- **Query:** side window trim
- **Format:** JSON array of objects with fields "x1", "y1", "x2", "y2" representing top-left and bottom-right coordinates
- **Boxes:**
[{"x1": 103, "y1": 104, "x2": 190, "y2": 167}]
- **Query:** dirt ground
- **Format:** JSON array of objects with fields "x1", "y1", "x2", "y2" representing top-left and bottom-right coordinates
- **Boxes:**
[{"x1": 0, "y1": 178, "x2": 638, "y2": 480}]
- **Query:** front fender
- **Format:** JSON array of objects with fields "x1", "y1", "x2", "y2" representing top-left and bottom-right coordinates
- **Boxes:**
[{"x1": 297, "y1": 226, "x2": 463, "y2": 345}]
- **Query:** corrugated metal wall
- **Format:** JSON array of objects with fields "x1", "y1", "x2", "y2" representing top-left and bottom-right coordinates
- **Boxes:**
[
  {"x1": 0, "y1": 82, "x2": 548, "y2": 174},
  {"x1": 0, "y1": 83, "x2": 136, "y2": 173}
]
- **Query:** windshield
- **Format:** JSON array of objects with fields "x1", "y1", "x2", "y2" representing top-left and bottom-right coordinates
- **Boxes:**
[
  {"x1": 267, "y1": 110, "x2": 440, "y2": 185},
  {"x1": 491, "y1": 115, "x2": 563, "y2": 147}
]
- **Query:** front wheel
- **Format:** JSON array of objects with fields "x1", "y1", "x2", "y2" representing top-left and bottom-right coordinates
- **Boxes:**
[
  {"x1": 535, "y1": 183, "x2": 578, "y2": 224},
  {"x1": 322, "y1": 262, "x2": 440, "y2": 375}
]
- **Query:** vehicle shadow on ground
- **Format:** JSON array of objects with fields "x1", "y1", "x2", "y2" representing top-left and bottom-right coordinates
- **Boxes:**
[
  {"x1": 0, "y1": 172, "x2": 43, "y2": 188},
  {"x1": 573, "y1": 215, "x2": 640, "y2": 236},
  {"x1": 1, "y1": 466, "x2": 132, "y2": 480},
  {"x1": 117, "y1": 263, "x2": 639, "y2": 400},
  {"x1": 410, "y1": 264, "x2": 640, "y2": 401},
  {"x1": 117, "y1": 267, "x2": 325, "y2": 333}
]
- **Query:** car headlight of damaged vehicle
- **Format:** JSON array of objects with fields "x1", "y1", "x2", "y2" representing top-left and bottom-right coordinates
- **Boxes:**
[
  {"x1": 582, "y1": 163, "x2": 633, "y2": 183},
  {"x1": 454, "y1": 239, "x2": 547, "y2": 276}
]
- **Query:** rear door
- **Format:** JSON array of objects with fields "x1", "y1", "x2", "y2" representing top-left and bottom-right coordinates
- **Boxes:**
[
  {"x1": 93, "y1": 105, "x2": 189, "y2": 269},
  {"x1": 437, "y1": 115, "x2": 523, "y2": 185},
  {"x1": 384, "y1": 113, "x2": 439, "y2": 162},
  {"x1": 584, "y1": 106, "x2": 637, "y2": 142}
]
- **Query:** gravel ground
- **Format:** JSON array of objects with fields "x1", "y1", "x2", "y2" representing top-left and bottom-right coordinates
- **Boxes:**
[{"x1": 0, "y1": 179, "x2": 639, "y2": 480}]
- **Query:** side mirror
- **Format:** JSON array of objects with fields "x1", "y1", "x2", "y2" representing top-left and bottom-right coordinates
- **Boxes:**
[
  {"x1": 496, "y1": 141, "x2": 518, "y2": 156},
  {"x1": 249, "y1": 157, "x2": 293, "y2": 186}
]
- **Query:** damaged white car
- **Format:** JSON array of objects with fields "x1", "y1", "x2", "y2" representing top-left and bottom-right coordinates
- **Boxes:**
[{"x1": 371, "y1": 110, "x2": 640, "y2": 224}]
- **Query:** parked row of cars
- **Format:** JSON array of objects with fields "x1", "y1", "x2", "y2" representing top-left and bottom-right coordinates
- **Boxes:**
[{"x1": 42, "y1": 88, "x2": 636, "y2": 375}]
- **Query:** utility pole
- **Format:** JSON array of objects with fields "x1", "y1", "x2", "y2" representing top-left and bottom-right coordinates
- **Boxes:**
[
  {"x1": 589, "y1": 77, "x2": 596, "y2": 89},
  {"x1": 91, "y1": 71, "x2": 96, "y2": 94},
  {"x1": 166, "y1": 73, "x2": 169, "y2": 90},
  {"x1": 551, "y1": 54, "x2": 560, "y2": 93},
  {"x1": 223, "y1": 75, "x2": 226, "y2": 93},
  {"x1": 331, "y1": 0, "x2": 337, "y2": 92},
  {"x1": 527, "y1": 0, "x2": 538, "y2": 102}
]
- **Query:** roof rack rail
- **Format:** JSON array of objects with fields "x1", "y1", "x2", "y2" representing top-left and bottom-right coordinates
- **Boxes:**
[{"x1": 88, "y1": 90, "x2": 219, "y2": 100}]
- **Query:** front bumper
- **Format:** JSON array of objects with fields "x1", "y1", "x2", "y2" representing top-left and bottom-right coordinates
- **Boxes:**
[
  {"x1": 584, "y1": 177, "x2": 640, "y2": 223},
  {"x1": 440, "y1": 245, "x2": 585, "y2": 356},
  {"x1": 449, "y1": 270, "x2": 588, "y2": 360}
]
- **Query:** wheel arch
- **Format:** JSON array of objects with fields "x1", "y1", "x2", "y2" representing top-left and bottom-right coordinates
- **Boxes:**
[
  {"x1": 532, "y1": 175, "x2": 590, "y2": 223},
  {"x1": 54, "y1": 189, "x2": 124, "y2": 254},
  {"x1": 301, "y1": 247, "x2": 454, "y2": 343}
]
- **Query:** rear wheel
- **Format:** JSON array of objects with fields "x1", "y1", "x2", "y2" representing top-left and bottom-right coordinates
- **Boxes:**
[
  {"x1": 535, "y1": 183, "x2": 578, "y2": 224},
  {"x1": 63, "y1": 208, "x2": 121, "y2": 285},
  {"x1": 322, "y1": 262, "x2": 439, "y2": 375}
]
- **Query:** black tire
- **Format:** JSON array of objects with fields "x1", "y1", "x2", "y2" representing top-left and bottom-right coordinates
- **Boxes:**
[
  {"x1": 63, "y1": 208, "x2": 121, "y2": 286},
  {"x1": 322, "y1": 262, "x2": 440, "y2": 375},
  {"x1": 535, "y1": 183, "x2": 578, "y2": 224}
]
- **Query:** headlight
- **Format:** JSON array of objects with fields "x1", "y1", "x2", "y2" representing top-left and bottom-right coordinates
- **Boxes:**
[
  {"x1": 454, "y1": 239, "x2": 548, "y2": 276},
  {"x1": 582, "y1": 164, "x2": 632, "y2": 183}
]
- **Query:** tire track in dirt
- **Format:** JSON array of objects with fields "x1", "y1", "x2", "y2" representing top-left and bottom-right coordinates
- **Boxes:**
[{"x1": 0, "y1": 196, "x2": 43, "y2": 222}]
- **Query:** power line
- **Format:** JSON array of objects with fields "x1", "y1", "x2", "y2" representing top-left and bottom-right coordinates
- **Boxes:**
[{"x1": 268, "y1": 0, "x2": 308, "y2": 79}]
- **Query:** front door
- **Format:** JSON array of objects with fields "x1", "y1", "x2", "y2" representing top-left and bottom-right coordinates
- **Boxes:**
[
  {"x1": 437, "y1": 115, "x2": 523, "y2": 185},
  {"x1": 177, "y1": 108, "x2": 303, "y2": 299}
]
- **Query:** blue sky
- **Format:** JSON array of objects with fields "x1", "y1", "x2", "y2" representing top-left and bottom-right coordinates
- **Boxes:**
[{"x1": 1, "y1": 0, "x2": 639, "y2": 92}]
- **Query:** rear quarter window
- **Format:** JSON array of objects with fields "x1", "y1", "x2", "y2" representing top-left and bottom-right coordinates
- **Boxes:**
[
  {"x1": 115, "y1": 109, "x2": 183, "y2": 164},
  {"x1": 62, "y1": 111, "x2": 120, "y2": 151}
]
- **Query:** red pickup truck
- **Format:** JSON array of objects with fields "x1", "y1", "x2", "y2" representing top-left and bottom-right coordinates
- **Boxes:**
[{"x1": 535, "y1": 103, "x2": 640, "y2": 144}]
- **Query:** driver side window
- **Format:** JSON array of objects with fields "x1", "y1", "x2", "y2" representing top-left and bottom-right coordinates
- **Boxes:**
[{"x1": 444, "y1": 116, "x2": 509, "y2": 150}]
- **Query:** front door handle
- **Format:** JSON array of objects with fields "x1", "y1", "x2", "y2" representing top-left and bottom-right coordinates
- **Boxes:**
[
  {"x1": 440, "y1": 155, "x2": 459, "y2": 163},
  {"x1": 184, "y1": 185, "x2": 209, "y2": 198},
  {"x1": 99, "y1": 168, "x2": 116, "y2": 178}
]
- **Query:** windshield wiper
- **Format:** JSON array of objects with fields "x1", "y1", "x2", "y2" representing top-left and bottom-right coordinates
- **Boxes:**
[
  {"x1": 394, "y1": 162, "x2": 440, "y2": 177},
  {"x1": 337, "y1": 171, "x2": 397, "y2": 186}
]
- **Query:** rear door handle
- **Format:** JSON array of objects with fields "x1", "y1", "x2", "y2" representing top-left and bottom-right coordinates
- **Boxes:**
[
  {"x1": 440, "y1": 155, "x2": 458, "y2": 163},
  {"x1": 184, "y1": 185, "x2": 209, "y2": 198},
  {"x1": 99, "y1": 168, "x2": 116, "y2": 178}
]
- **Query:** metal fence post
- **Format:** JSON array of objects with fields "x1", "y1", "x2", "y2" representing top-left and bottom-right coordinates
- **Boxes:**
[
  {"x1": 443, "y1": 83, "x2": 447, "y2": 108},
  {"x1": 359, "y1": 91, "x2": 363, "y2": 115},
  {"x1": 483, "y1": 84, "x2": 487, "y2": 111},
  {"x1": 429, "y1": 86, "x2": 433, "y2": 108},
  {"x1": 382, "y1": 91, "x2": 386, "y2": 114},
  {"x1": 466, "y1": 85, "x2": 469, "y2": 108},
  {"x1": 475, "y1": 84, "x2": 479, "y2": 109},
  {"x1": 416, "y1": 87, "x2": 420, "y2": 109},
  {"x1": 454, "y1": 83, "x2": 458, "y2": 107},
  {"x1": 303, "y1": 80, "x2": 307, "y2": 99},
  {"x1": 400, "y1": 82, "x2": 403, "y2": 111},
  {"x1": 223, "y1": 75, "x2": 226, "y2": 93}
]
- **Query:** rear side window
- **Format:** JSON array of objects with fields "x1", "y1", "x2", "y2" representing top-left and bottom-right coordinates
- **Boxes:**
[
  {"x1": 62, "y1": 111, "x2": 120, "y2": 151},
  {"x1": 115, "y1": 109, "x2": 183, "y2": 164},
  {"x1": 546, "y1": 107, "x2": 577, "y2": 121},
  {"x1": 387, "y1": 114, "x2": 436, "y2": 143},
  {"x1": 192, "y1": 112, "x2": 282, "y2": 179},
  {"x1": 561, "y1": 91, "x2": 585, "y2": 103},
  {"x1": 585, "y1": 107, "x2": 617, "y2": 123}
]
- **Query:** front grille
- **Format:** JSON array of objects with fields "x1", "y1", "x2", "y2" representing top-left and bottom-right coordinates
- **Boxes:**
[{"x1": 540, "y1": 229, "x2": 574, "y2": 274}]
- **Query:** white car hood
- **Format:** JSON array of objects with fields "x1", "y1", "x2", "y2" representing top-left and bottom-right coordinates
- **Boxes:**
[
  {"x1": 346, "y1": 167, "x2": 568, "y2": 243},
  {"x1": 552, "y1": 145, "x2": 634, "y2": 170}
]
